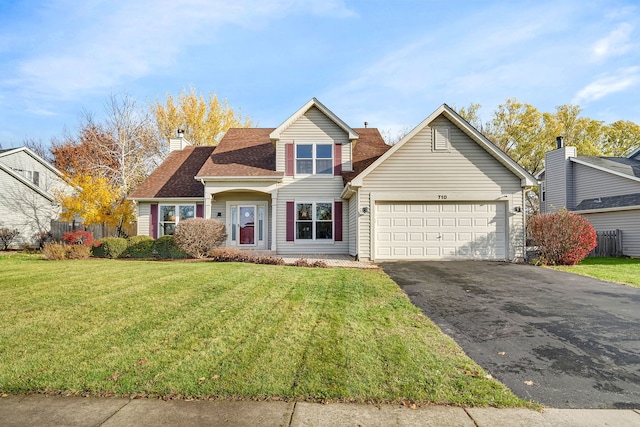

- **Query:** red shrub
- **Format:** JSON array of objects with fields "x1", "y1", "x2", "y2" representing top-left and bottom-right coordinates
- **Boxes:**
[
  {"x1": 528, "y1": 210, "x2": 597, "y2": 266},
  {"x1": 62, "y1": 230, "x2": 94, "y2": 246}
]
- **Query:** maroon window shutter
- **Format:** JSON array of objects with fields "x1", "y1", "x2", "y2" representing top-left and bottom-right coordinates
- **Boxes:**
[
  {"x1": 286, "y1": 201, "x2": 295, "y2": 242},
  {"x1": 334, "y1": 201, "x2": 343, "y2": 241},
  {"x1": 334, "y1": 144, "x2": 342, "y2": 176},
  {"x1": 150, "y1": 204, "x2": 158, "y2": 239},
  {"x1": 196, "y1": 204, "x2": 204, "y2": 218},
  {"x1": 286, "y1": 143, "x2": 294, "y2": 176}
]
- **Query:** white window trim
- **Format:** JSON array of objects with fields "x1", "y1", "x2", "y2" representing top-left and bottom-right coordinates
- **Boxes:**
[
  {"x1": 294, "y1": 201, "x2": 334, "y2": 242},
  {"x1": 295, "y1": 143, "x2": 333, "y2": 175},
  {"x1": 158, "y1": 204, "x2": 196, "y2": 236}
]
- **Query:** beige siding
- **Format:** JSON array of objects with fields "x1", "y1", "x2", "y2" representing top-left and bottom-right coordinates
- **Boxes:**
[
  {"x1": 137, "y1": 203, "x2": 151, "y2": 237},
  {"x1": 358, "y1": 116, "x2": 525, "y2": 260},
  {"x1": 582, "y1": 209, "x2": 640, "y2": 257},
  {"x1": 348, "y1": 192, "x2": 358, "y2": 256},
  {"x1": 273, "y1": 106, "x2": 351, "y2": 255},
  {"x1": 276, "y1": 176, "x2": 348, "y2": 255},
  {"x1": 277, "y1": 106, "x2": 351, "y2": 173},
  {"x1": 574, "y1": 163, "x2": 640, "y2": 205}
]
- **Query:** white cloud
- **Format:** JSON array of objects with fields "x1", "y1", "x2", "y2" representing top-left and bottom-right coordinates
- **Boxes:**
[
  {"x1": 573, "y1": 67, "x2": 640, "y2": 104},
  {"x1": 1, "y1": 0, "x2": 356, "y2": 110},
  {"x1": 591, "y1": 22, "x2": 634, "y2": 60}
]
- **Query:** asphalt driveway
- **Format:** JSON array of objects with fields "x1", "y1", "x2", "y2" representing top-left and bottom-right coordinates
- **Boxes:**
[{"x1": 380, "y1": 261, "x2": 640, "y2": 409}]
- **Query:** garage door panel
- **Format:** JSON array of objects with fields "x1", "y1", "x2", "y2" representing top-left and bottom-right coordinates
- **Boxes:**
[{"x1": 375, "y1": 201, "x2": 506, "y2": 260}]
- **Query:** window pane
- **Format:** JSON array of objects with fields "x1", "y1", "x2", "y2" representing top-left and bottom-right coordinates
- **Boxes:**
[
  {"x1": 296, "y1": 203, "x2": 312, "y2": 220},
  {"x1": 316, "y1": 144, "x2": 332, "y2": 158},
  {"x1": 162, "y1": 223, "x2": 176, "y2": 236},
  {"x1": 161, "y1": 206, "x2": 175, "y2": 221},
  {"x1": 296, "y1": 144, "x2": 312, "y2": 158},
  {"x1": 316, "y1": 203, "x2": 332, "y2": 221},
  {"x1": 316, "y1": 159, "x2": 332, "y2": 174},
  {"x1": 258, "y1": 207, "x2": 264, "y2": 241},
  {"x1": 316, "y1": 222, "x2": 332, "y2": 239},
  {"x1": 297, "y1": 222, "x2": 312, "y2": 239},
  {"x1": 179, "y1": 205, "x2": 195, "y2": 220},
  {"x1": 296, "y1": 159, "x2": 313, "y2": 174}
]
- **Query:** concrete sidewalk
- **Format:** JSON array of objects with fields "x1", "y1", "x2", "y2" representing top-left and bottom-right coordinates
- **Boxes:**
[{"x1": 1, "y1": 396, "x2": 639, "y2": 427}]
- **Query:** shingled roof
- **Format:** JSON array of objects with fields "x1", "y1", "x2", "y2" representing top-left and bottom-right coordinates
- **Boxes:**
[
  {"x1": 342, "y1": 128, "x2": 391, "y2": 184},
  {"x1": 575, "y1": 192, "x2": 640, "y2": 211},
  {"x1": 130, "y1": 127, "x2": 390, "y2": 199},
  {"x1": 196, "y1": 128, "x2": 282, "y2": 178},
  {"x1": 128, "y1": 145, "x2": 214, "y2": 199}
]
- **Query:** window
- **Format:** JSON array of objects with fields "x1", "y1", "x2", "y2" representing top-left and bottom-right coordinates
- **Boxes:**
[
  {"x1": 541, "y1": 182, "x2": 546, "y2": 202},
  {"x1": 296, "y1": 202, "x2": 332, "y2": 240},
  {"x1": 159, "y1": 204, "x2": 195, "y2": 236},
  {"x1": 11, "y1": 168, "x2": 39, "y2": 186},
  {"x1": 296, "y1": 144, "x2": 333, "y2": 175}
]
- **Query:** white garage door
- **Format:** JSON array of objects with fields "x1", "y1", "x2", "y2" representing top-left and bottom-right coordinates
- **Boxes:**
[{"x1": 374, "y1": 202, "x2": 506, "y2": 260}]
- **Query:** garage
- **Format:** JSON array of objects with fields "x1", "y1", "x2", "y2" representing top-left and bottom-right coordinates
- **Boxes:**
[{"x1": 374, "y1": 201, "x2": 507, "y2": 260}]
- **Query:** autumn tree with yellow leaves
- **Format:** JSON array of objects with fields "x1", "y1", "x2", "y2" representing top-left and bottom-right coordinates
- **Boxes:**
[{"x1": 151, "y1": 87, "x2": 253, "y2": 146}]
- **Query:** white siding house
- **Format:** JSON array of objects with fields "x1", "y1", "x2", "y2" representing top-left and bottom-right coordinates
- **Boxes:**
[{"x1": 0, "y1": 147, "x2": 69, "y2": 247}]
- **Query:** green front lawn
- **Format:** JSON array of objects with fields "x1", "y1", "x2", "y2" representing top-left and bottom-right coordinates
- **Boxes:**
[
  {"x1": 0, "y1": 253, "x2": 528, "y2": 407},
  {"x1": 552, "y1": 257, "x2": 640, "y2": 288}
]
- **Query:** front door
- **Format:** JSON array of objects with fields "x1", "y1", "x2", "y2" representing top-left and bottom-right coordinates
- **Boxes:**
[{"x1": 239, "y1": 206, "x2": 255, "y2": 245}]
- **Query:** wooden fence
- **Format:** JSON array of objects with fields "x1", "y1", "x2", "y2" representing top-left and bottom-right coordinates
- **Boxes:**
[
  {"x1": 51, "y1": 221, "x2": 137, "y2": 241},
  {"x1": 589, "y1": 229, "x2": 622, "y2": 257}
]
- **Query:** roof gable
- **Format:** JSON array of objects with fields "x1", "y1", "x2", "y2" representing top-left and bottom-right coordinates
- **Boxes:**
[
  {"x1": 571, "y1": 156, "x2": 640, "y2": 183},
  {"x1": 269, "y1": 98, "x2": 359, "y2": 141},
  {"x1": 350, "y1": 104, "x2": 537, "y2": 187},
  {"x1": 0, "y1": 146, "x2": 64, "y2": 177},
  {"x1": 0, "y1": 162, "x2": 55, "y2": 201}
]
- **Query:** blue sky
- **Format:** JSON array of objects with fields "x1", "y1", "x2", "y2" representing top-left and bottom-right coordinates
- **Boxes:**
[{"x1": 1, "y1": 0, "x2": 639, "y2": 147}]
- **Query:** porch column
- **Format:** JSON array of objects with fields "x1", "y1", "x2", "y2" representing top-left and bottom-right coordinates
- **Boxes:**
[
  {"x1": 271, "y1": 191, "x2": 277, "y2": 251},
  {"x1": 204, "y1": 191, "x2": 213, "y2": 219}
]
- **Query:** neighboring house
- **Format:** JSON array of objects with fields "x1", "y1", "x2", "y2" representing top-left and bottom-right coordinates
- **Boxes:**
[
  {"x1": 0, "y1": 147, "x2": 69, "y2": 247},
  {"x1": 539, "y1": 137, "x2": 640, "y2": 256},
  {"x1": 129, "y1": 98, "x2": 536, "y2": 261}
]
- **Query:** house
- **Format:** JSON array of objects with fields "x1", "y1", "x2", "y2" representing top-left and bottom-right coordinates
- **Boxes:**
[
  {"x1": 539, "y1": 137, "x2": 640, "y2": 256},
  {"x1": 0, "y1": 147, "x2": 69, "y2": 247},
  {"x1": 129, "y1": 98, "x2": 536, "y2": 261}
]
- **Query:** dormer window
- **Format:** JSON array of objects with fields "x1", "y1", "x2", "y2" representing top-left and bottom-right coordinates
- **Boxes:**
[{"x1": 296, "y1": 144, "x2": 333, "y2": 175}]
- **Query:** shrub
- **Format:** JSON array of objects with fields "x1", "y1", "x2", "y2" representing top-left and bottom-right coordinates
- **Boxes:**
[
  {"x1": 41, "y1": 242, "x2": 91, "y2": 260},
  {"x1": 33, "y1": 231, "x2": 53, "y2": 249},
  {"x1": 154, "y1": 236, "x2": 188, "y2": 259},
  {"x1": 42, "y1": 242, "x2": 68, "y2": 260},
  {"x1": 208, "y1": 248, "x2": 284, "y2": 265},
  {"x1": 528, "y1": 209, "x2": 597, "y2": 266},
  {"x1": 66, "y1": 244, "x2": 92, "y2": 260},
  {"x1": 290, "y1": 258, "x2": 328, "y2": 268},
  {"x1": 0, "y1": 227, "x2": 20, "y2": 250},
  {"x1": 125, "y1": 235, "x2": 155, "y2": 258},
  {"x1": 62, "y1": 230, "x2": 94, "y2": 246},
  {"x1": 173, "y1": 218, "x2": 227, "y2": 258},
  {"x1": 94, "y1": 237, "x2": 128, "y2": 259}
]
